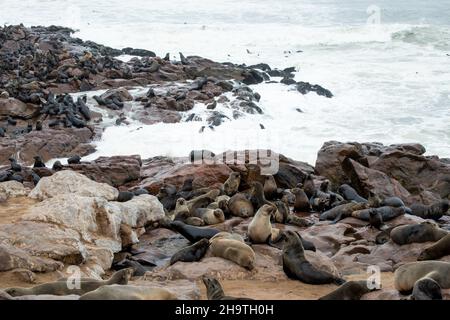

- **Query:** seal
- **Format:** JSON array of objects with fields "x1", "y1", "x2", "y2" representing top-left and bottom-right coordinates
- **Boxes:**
[
  {"x1": 303, "y1": 174, "x2": 316, "y2": 199},
  {"x1": 133, "y1": 188, "x2": 149, "y2": 196},
  {"x1": 320, "y1": 202, "x2": 369, "y2": 222},
  {"x1": 319, "y1": 280, "x2": 378, "y2": 300},
  {"x1": 291, "y1": 188, "x2": 310, "y2": 213},
  {"x1": 274, "y1": 200, "x2": 289, "y2": 223},
  {"x1": 410, "y1": 201, "x2": 449, "y2": 220},
  {"x1": 185, "y1": 217, "x2": 205, "y2": 226},
  {"x1": 193, "y1": 208, "x2": 225, "y2": 225},
  {"x1": 9, "y1": 158, "x2": 21, "y2": 172},
  {"x1": 33, "y1": 156, "x2": 46, "y2": 168},
  {"x1": 5, "y1": 268, "x2": 133, "y2": 297},
  {"x1": 67, "y1": 155, "x2": 81, "y2": 164},
  {"x1": 248, "y1": 204, "x2": 276, "y2": 244},
  {"x1": 170, "y1": 221, "x2": 220, "y2": 243},
  {"x1": 286, "y1": 214, "x2": 314, "y2": 227},
  {"x1": 174, "y1": 198, "x2": 191, "y2": 221},
  {"x1": 394, "y1": 261, "x2": 450, "y2": 293},
  {"x1": 223, "y1": 172, "x2": 241, "y2": 196},
  {"x1": 417, "y1": 234, "x2": 450, "y2": 261},
  {"x1": 333, "y1": 206, "x2": 405, "y2": 223},
  {"x1": 186, "y1": 189, "x2": 221, "y2": 213},
  {"x1": 202, "y1": 275, "x2": 253, "y2": 300},
  {"x1": 117, "y1": 191, "x2": 134, "y2": 202},
  {"x1": 208, "y1": 195, "x2": 230, "y2": 217},
  {"x1": 338, "y1": 184, "x2": 368, "y2": 203},
  {"x1": 209, "y1": 237, "x2": 256, "y2": 270},
  {"x1": 390, "y1": 222, "x2": 448, "y2": 245},
  {"x1": 282, "y1": 230, "x2": 345, "y2": 285},
  {"x1": 411, "y1": 277, "x2": 442, "y2": 300},
  {"x1": 79, "y1": 284, "x2": 176, "y2": 300},
  {"x1": 250, "y1": 181, "x2": 272, "y2": 210},
  {"x1": 228, "y1": 193, "x2": 254, "y2": 218},
  {"x1": 157, "y1": 184, "x2": 178, "y2": 211},
  {"x1": 263, "y1": 175, "x2": 278, "y2": 200},
  {"x1": 52, "y1": 160, "x2": 63, "y2": 171},
  {"x1": 169, "y1": 238, "x2": 210, "y2": 265},
  {"x1": 381, "y1": 197, "x2": 405, "y2": 208},
  {"x1": 368, "y1": 208, "x2": 383, "y2": 229}
]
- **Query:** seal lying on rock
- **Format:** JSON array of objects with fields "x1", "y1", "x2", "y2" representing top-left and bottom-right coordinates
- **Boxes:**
[
  {"x1": 79, "y1": 285, "x2": 177, "y2": 300},
  {"x1": 320, "y1": 202, "x2": 369, "y2": 222},
  {"x1": 319, "y1": 280, "x2": 378, "y2": 300},
  {"x1": 223, "y1": 172, "x2": 240, "y2": 196},
  {"x1": 193, "y1": 208, "x2": 225, "y2": 225},
  {"x1": 170, "y1": 221, "x2": 220, "y2": 243},
  {"x1": 169, "y1": 238, "x2": 210, "y2": 265},
  {"x1": 410, "y1": 201, "x2": 449, "y2": 220},
  {"x1": 228, "y1": 193, "x2": 254, "y2": 218},
  {"x1": 202, "y1": 275, "x2": 253, "y2": 300},
  {"x1": 338, "y1": 184, "x2": 368, "y2": 203},
  {"x1": 390, "y1": 222, "x2": 448, "y2": 245},
  {"x1": 394, "y1": 261, "x2": 450, "y2": 295},
  {"x1": 209, "y1": 237, "x2": 256, "y2": 270},
  {"x1": 5, "y1": 268, "x2": 133, "y2": 297},
  {"x1": 282, "y1": 230, "x2": 345, "y2": 285},
  {"x1": 417, "y1": 234, "x2": 450, "y2": 261},
  {"x1": 411, "y1": 277, "x2": 442, "y2": 300}
]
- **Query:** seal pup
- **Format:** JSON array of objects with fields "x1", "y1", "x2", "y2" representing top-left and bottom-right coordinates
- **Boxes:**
[
  {"x1": 368, "y1": 208, "x2": 383, "y2": 229},
  {"x1": 223, "y1": 172, "x2": 240, "y2": 196},
  {"x1": 5, "y1": 268, "x2": 133, "y2": 297},
  {"x1": 417, "y1": 234, "x2": 450, "y2": 261},
  {"x1": 263, "y1": 175, "x2": 278, "y2": 200},
  {"x1": 52, "y1": 160, "x2": 63, "y2": 171},
  {"x1": 174, "y1": 198, "x2": 191, "y2": 221},
  {"x1": 319, "y1": 280, "x2": 378, "y2": 300},
  {"x1": 291, "y1": 188, "x2": 311, "y2": 213},
  {"x1": 394, "y1": 261, "x2": 450, "y2": 293},
  {"x1": 170, "y1": 221, "x2": 220, "y2": 243},
  {"x1": 320, "y1": 202, "x2": 368, "y2": 222},
  {"x1": 169, "y1": 238, "x2": 210, "y2": 265},
  {"x1": 282, "y1": 230, "x2": 345, "y2": 285},
  {"x1": 390, "y1": 222, "x2": 448, "y2": 245},
  {"x1": 248, "y1": 204, "x2": 277, "y2": 244},
  {"x1": 193, "y1": 208, "x2": 225, "y2": 225},
  {"x1": 302, "y1": 174, "x2": 316, "y2": 199},
  {"x1": 338, "y1": 184, "x2": 368, "y2": 203},
  {"x1": 250, "y1": 181, "x2": 271, "y2": 210},
  {"x1": 8, "y1": 158, "x2": 21, "y2": 172},
  {"x1": 67, "y1": 155, "x2": 81, "y2": 164},
  {"x1": 186, "y1": 189, "x2": 221, "y2": 213},
  {"x1": 209, "y1": 237, "x2": 256, "y2": 270},
  {"x1": 33, "y1": 156, "x2": 46, "y2": 168},
  {"x1": 202, "y1": 275, "x2": 253, "y2": 300},
  {"x1": 274, "y1": 200, "x2": 289, "y2": 223},
  {"x1": 410, "y1": 201, "x2": 449, "y2": 220},
  {"x1": 80, "y1": 285, "x2": 176, "y2": 300},
  {"x1": 228, "y1": 193, "x2": 254, "y2": 218}
]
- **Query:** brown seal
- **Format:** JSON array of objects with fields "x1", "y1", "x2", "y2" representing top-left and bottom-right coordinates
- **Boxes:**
[
  {"x1": 411, "y1": 200, "x2": 449, "y2": 220},
  {"x1": 170, "y1": 238, "x2": 210, "y2": 265},
  {"x1": 263, "y1": 175, "x2": 278, "y2": 200},
  {"x1": 209, "y1": 237, "x2": 256, "y2": 270},
  {"x1": 291, "y1": 188, "x2": 311, "y2": 213},
  {"x1": 5, "y1": 268, "x2": 133, "y2": 297},
  {"x1": 319, "y1": 280, "x2": 378, "y2": 300},
  {"x1": 223, "y1": 172, "x2": 241, "y2": 196},
  {"x1": 303, "y1": 174, "x2": 316, "y2": 199},
  {"x1": 417, "y1": 234, "x2": 450, "y2": 261},
  {"x1": 79, "y1": 285, "x2": 176, "y2": 300},
  {"x1": 228, "y1": 193, "x2": 254, "y2": 218},
  {"x1": 248, "y1": 204, "x2": 276, "y2": 244},
  {"x1": 193, "y1": 208, "x2": 225, "y2": 225},
  {"x1": 320, "y1": 202, "x2": 369, "y2": 222},
  {"x1": 250, "y1": 181, "x2": 271, "y2": 210},
  {"x1": 390, "y1": 222, "x2": 448, "y2": 245},
  {"x1": 202, "y1": 275, "x2": 253, "y2": 300},
  {"x1": 394, "y1": 261, "x2": 450, "y2": 294}
]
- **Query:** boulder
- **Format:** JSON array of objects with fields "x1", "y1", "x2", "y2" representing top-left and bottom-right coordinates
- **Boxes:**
[
  {"x1": 28, "y1": 171, "x2": 119, "y2": 201},
  {"x1": 0, "y1": 98, "x2": 38, "y2": 118},
  {"x1": 0, "y1": 181, "x2": 29, "y2": 199}
]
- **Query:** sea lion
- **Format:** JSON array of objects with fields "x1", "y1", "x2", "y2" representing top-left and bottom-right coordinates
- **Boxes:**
[
  {"x1": 186, "y1": 189, "x2": 221, "y2": 213},
  {"x1": 319, "y1": 280, "x2": 378, "y2": 300},
  {"x1": 67, "y1": 155, "x2": 81, "y2": 164},
  {"x1": 394, "y1": 261, "x2": 450, "y2": 293},
  {"x1": 193, "y1": 208, "x2": 225, "y2": 225},
  {"x1": 223, "y1": 172, "x2": 240, "y2": 196},
  {"x1": 410, "y1": 201, "x2": 449, "y2": 220},
  {"x1": 292, "y1": 188, "x2": 310, "y2": 212},
  {"x1": 207, "y1": 195, "x2": 230, "y2": 216},
  {"x1": 274, "y1": 200, "x2": 289, "y2": 223},
  {"x1": 9, "y1": 158, "x2": 21, "y2": 172},
  {"x1": 411, "y1": 277, "x2": 442, "y2": 300},
  {"x1": 302, "y1": 174, "x2": 316, "y2": 199},
  {"x1": 209, "y1": 238, "x2": 256, "y2": 270},
  {"x1": 79, "y1": 285, "x2": 176, "y2": 300},
  {"x1": 169, "y1": 238, "x2": 210, "y2": 265},
  {"x1": 250, "y1": 181, "x2": 271, "y2": 210},
  {"x1": 368, "y1": 208, "x2": 383, "y2": 229},
  {"x1": 282, "y1": 230, "x2": 345, "y2": 285},
  {"x1": 338, "y1": 184, "x2": 368, "y2": 203},
  {"x1": 263, "y1": 175, "x2": 278, "y2": 200},
  {"x1": 248, "y1": 204, "x2": 276, "y2": 244},
  {"x1": 170, "y1": 221, "x2": 220, "y2": 243},
  {"x1": 5, "y1": 268, "x2": 133, "y2": 297},
  {"x1": 174, "y1": 198, "x2": 191, "y2": 221},
  {"x1": 33, "y1": 156, "x2": 46, "y2": 168},
  {"x1": 391, "y1": 222, "x2": 448, "y2": 245},
  {"x1": 320, "y1": 202, "x2": 369, "y2": 222},
  {"x1": 417, "y1": 234, "x2": 450, "y2": 261},
  {"x1": 202, "y1": 275, "x2": 253, "y2": 300},
  {"x1": 52, "y1": 160, "x2": 63, "y2": 171},
  {"x1": 228, "y1": 193, "x2": 254, "y2": 218},
  {"x1": 117, "y1": 191, "x2": 134, "y2": 202}
]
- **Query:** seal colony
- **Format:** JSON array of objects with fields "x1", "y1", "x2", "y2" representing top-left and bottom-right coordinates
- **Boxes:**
[{"x1": 1, "y1": 25, "x2": 450, "y2": 300}]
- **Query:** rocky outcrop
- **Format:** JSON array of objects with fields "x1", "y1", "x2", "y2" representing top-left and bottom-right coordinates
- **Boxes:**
[{"x1": 0, "y1": 181, "x2": 29, "y2": 199}]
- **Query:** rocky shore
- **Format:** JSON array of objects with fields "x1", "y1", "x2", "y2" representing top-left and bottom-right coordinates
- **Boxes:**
[{"x1": 1, "y1": 24, "x2": 450, "y2": 300}]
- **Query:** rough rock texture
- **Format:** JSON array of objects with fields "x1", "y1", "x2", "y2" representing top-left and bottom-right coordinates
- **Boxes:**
[
  {"x1": 0, "y1": 181, "x2": 29, "y2": 199},
  {"x1": 28, "y1": 170, "x2": 119, "y2": 201}
]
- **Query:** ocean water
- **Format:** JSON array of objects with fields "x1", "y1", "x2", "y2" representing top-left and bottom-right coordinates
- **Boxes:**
[{"x1": 1, "y1": 0, "x2": 450, "y2": 165}]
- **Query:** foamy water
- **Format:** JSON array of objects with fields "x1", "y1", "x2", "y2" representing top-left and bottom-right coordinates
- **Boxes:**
[{"x1": 2, "y1": 0, "x2": 450, "y2": 165}]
